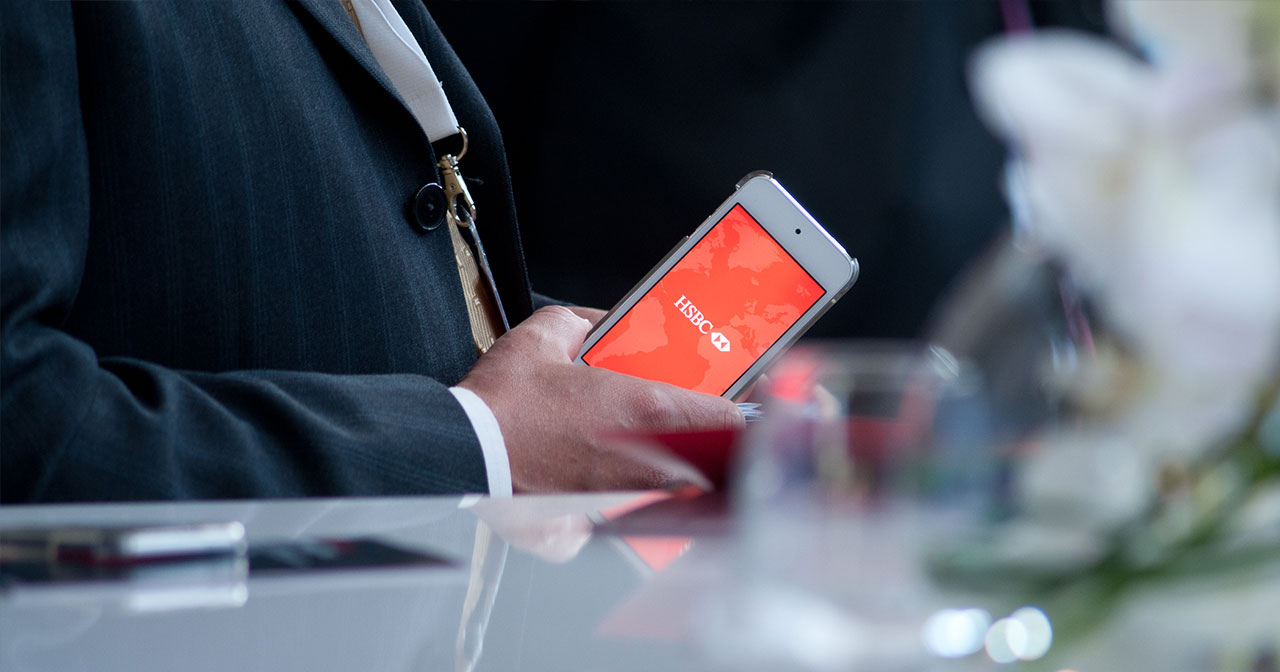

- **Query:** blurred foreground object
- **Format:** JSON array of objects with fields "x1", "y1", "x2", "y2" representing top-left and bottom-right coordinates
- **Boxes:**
[
  {"x1": 702, "y1": 343, "x2": 999, "y2": 671},
  {"x1": 701, "y1": 1, "x2": 1280, "y2": 669},
  {"x1": 967, "y1": 0, "x2": 1280, "y2": 460},
  {"x1": 937, "y1": 0, "x2": 1280, "y2": 667}
]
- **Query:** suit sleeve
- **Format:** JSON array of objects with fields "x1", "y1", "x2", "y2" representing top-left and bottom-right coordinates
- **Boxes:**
[{"x1": 0, "y1": 3, "x2": 489, "y2": 502}]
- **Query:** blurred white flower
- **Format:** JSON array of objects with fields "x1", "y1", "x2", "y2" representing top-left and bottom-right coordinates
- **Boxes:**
[
  {"x1": 970, "y1": 0, "x2": 1280, "y2": 459},
  {"x1": 1110, "y1": 0, "x2": 1259, "y2": 105},
  {"x1": 1017, "y1": 429, "x2": 1151, "y2": 528}
]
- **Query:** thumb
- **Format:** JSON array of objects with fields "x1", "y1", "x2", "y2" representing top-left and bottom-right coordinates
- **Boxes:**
[{"x1": 520, "y1": 306, "x2": 595, "y2": 359}]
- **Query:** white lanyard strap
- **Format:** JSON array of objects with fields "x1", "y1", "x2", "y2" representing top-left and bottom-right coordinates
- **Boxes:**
[
  {"x1": 347, "y1": 0, "x2": 460, "y2": 143},
  {"x1": 342, "y1": 0, "x2": 509, "y2": 350}
]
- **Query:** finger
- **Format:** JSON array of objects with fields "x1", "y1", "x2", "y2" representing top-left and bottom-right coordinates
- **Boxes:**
[
  {"x1": 678, "y1": 389, "x2": 746, "y2": 432},
  {"x1": 635, "y1": 380, "x2": 746, "y2": 433},
  {"x1": 519, "y1": 306, "x2": 594, "y2": 359},
  {"x1": 589, "y1": 442, "x2": 708, "y2": 492},
  {"x1": 564, "y1": 306, "x2": 607, "y2": 325}
]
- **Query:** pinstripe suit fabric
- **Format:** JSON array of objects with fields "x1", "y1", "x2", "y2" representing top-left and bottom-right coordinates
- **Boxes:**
[{"x1": 1, "y1": 1, "x2": 536, "y2": 501}]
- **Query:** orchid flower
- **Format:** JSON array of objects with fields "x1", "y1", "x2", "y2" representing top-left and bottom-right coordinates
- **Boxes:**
[{"x1": 970, "y1": 0, "x2": 1280, "y2": 461}]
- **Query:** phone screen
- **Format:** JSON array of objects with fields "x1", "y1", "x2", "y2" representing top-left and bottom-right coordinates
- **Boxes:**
[{"x1": 583, "y1": 204, "x2": 824, "y2": 395}]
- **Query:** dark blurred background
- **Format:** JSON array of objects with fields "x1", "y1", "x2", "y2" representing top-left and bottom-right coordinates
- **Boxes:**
[{"x1": 429, "y1": 1, "x2": 1105, "y2": 339}]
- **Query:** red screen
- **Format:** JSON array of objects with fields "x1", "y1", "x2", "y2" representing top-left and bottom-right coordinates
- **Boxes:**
[{"x1": 583, "y1": 205, "x2": 824, "y2": 395}]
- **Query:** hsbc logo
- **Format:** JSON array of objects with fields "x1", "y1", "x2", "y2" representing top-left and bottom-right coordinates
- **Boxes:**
[
  {"x1": 674, "y1": 294, "x2": 730, "y2": 353},
  {"x1": 674, "y1": 294, "x2": 714, "y2": 333}
]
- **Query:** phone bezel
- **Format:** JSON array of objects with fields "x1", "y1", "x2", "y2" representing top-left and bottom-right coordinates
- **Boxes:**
[{"x1": 574, "y1": 173, "x2": 858, "y2": 399}]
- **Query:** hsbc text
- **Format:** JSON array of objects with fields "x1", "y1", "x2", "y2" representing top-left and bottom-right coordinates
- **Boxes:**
[{"x1": 673, "y1": 294, "x2": 714, "y2": 334}]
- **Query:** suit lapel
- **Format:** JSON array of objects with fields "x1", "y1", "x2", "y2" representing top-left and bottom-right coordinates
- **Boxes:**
[{"x1": 292, "y1": 0, "x2": 407, "y2": 113}]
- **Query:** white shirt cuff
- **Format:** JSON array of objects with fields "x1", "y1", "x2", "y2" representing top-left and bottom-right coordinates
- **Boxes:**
[{"x1": 448, "y1": 387, "x2": 512, "y2": 498}]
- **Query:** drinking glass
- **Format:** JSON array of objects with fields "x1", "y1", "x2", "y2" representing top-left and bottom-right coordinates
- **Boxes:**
[{"x1": 699, "y1": 341, "x2": 1025, "y2": 671}]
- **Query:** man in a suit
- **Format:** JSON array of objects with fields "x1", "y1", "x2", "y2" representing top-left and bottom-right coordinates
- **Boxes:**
[{"x1": 0, "y1": 1, "x2": 742, "y2": 502}]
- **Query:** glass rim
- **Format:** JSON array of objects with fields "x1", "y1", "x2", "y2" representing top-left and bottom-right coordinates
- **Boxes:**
[{"x1": 775, "y1": 339, "x2": 980, "y2": 392}]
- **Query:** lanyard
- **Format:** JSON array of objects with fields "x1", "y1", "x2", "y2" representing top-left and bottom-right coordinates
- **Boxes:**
[
  {"x1": 343, "y1": 0, "x2": 509, "y2": 351},
  {"x1": 344, "y1": 0, "x2": 458, "y2": 142},
  {"x1": 437, "y1": 131, "x2": 510, "y2": 351}
]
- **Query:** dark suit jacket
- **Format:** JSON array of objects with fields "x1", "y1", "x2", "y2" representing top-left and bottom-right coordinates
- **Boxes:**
[{"x1": 1, "y1": 1, "x2": 539, "y2": 502}]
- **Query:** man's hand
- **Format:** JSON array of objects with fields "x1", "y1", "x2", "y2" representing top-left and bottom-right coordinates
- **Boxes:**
[{"x1": 457, "y1": 306, "x2": 744, "y2": 492}]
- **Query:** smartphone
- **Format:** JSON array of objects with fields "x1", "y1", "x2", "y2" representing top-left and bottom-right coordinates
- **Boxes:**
[
  {"x1": 576, "y1": 172, "x2": 857, "y2": 399},
  {"x1": 0, "y1": 522, "x2": 247, "y2": 566},
  {"x1": 0, "y1": 536, "x2": 455, "y2": 612}
]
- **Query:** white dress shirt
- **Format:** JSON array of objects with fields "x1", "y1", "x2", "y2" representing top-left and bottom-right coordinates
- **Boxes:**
[{"x1": 347, "y1": 0, "x2": 512, "y2": 497}]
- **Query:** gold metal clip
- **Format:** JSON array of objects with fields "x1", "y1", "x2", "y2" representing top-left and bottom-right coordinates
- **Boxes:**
[
  {"x1": 438, "y1": 154, "x2": 476, "y2": 228},
  {"x1": 435, "y1": 127, "x2": 510, "y2": 337}
]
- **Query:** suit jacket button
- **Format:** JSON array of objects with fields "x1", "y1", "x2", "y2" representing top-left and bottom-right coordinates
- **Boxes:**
[{"x1": 410, "y1": 183, "x2": 446, "y2": 231}]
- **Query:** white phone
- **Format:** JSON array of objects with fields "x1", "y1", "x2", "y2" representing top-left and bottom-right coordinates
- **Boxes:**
[
  {"x1": 576, "y1": 171, "x2": 858, "y2": 399},
  {"x1": 0, "y1": 522, "x2": 247, "y2": 565}
]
